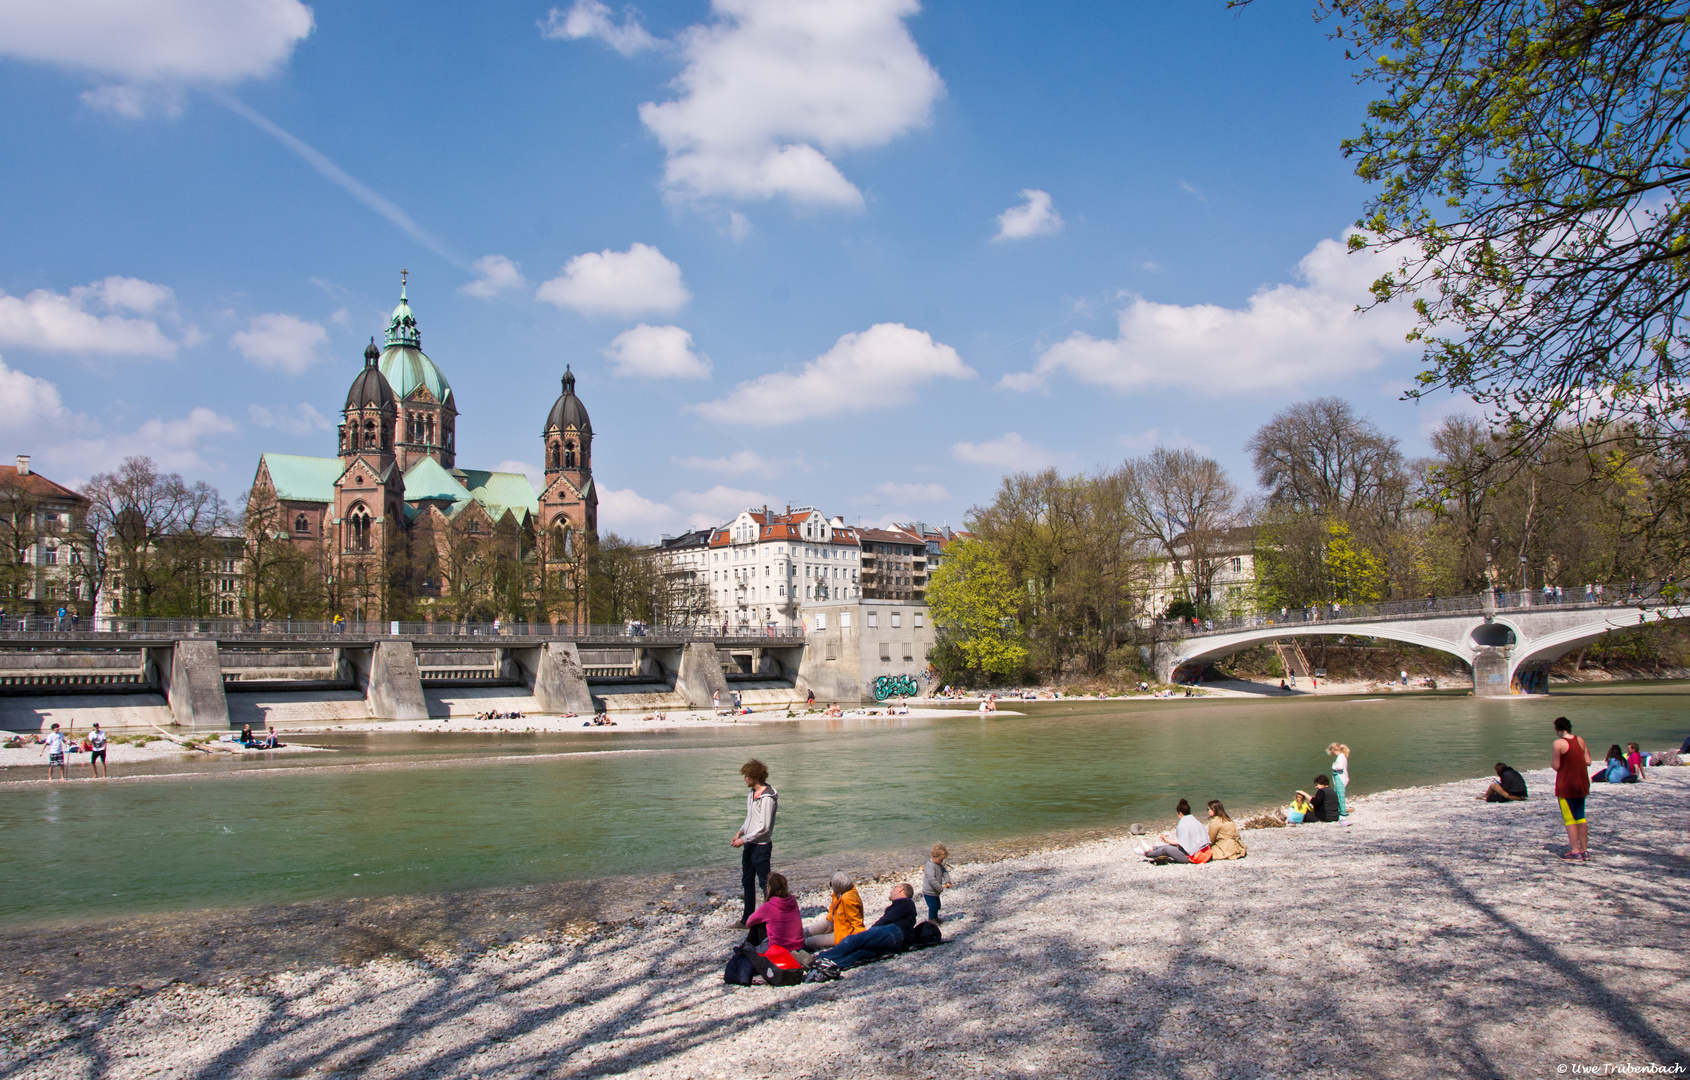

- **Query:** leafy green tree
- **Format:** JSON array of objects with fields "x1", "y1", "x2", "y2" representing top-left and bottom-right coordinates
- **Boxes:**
[
  {"x1": 1321, "y1": 0, "x2": 1690, "y2": 448},
  {"x1": 925, "y1": 538, "x2": 1028, "y2": 682}
]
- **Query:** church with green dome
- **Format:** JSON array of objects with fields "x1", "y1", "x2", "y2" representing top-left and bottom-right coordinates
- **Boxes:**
[{"x1": 248, "y1": 278, "x2": 598, "y2": 623}]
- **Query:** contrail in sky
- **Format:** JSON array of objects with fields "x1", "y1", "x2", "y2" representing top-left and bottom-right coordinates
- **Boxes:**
[{"x1": 214, "y1": 93, "x2": 464, "y2": 269}]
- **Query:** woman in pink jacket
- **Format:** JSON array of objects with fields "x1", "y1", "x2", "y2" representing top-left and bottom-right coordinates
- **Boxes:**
[{"x1": 745, "y1": 872, "x2": 804, "y2": 954}]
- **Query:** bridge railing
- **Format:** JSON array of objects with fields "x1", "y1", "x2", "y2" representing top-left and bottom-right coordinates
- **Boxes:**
[
  {"x1": 0, "y1": 617, "x2": 807, "y2": 643},
  {"x1": 1167, "y1": 579, "x2": 1684, "y2": 639}
]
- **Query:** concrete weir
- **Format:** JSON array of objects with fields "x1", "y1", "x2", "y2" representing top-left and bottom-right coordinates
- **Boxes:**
[{"x1": 0, "y1": 627, "x2": 812, "y2": 731}]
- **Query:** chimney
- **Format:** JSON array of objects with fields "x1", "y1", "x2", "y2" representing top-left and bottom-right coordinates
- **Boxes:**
[{"x1": 15, "y1": 455, "x2": 29, "y2": 476}]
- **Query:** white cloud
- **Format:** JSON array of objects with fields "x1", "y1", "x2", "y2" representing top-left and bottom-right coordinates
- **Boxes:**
[
  {"x1": 536, "y1": 243, "x2": 690, "y2": 316},
  {"x1": 872, "y1": 481, "x2": 948, "y2": 502},
  {"x1": 0, "y1": 277, "x2": 180, "y2": 357},
  {"x1": 230, "y1": 313, "x2": 328, "y2": 375},
  {"x1": 1177, "y1": 179, "x2": 1208, "y2": 203},
  {"x1": 461, "y1": 255, "x2": 527, "y2": 298},
  {"x1": 0, "y1": 0, "x2": 315, "y2": 117},
  {"x1": 599, "y1": 485, "x2": 679, "y2": 536},
  {"x1": 492, "y1": 460, "x2": 544, "y2": 494},
  {"x1": 994, "y1": 189, "x2": 1062, "y2": 241},
  {"x1": 540, "y1": 0, "x2": 660, "y2": 56},
  {"x1": 248, "y1": 402, "x2": 330, "y2": 436},
  {"x1": 635, "y1": 0, "x2": 944, "y2": 207},
  {"x1": 0, "y1": 355, "x2": 70, "y2": 429},
  {"x1": 604, "y1": 324, "x2": 711, "y2": 379},
  {"x1": 692, "y1": 322, "x2": 972, "y2": 423},
  {"x1": 1003, "y1": 234, "x2": 1416, "y2": 395},
  {"x1": 676, "y1": 449, "x2": 779, "y2": 476},
  {"x1": 952, "y1": 432, "x2": 1060, "y2": 469},
  {"x1": 49, "y1": 407, "x2": 237, "y2": 474},
  {"x1": 673, "y1": 485, "x2": 773, "y2": 529}
]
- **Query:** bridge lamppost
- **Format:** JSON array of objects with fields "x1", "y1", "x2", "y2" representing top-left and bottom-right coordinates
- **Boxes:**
[{"x1": 1519, "y1": 555, "x2": 1528, "y2": 604}]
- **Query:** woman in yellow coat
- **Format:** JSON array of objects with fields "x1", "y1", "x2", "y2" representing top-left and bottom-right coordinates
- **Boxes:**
[
  {"x1": 1206, "y1": 800, "x2": 1248, "y2": 860},
  {"x1": 803, "y1": 873, "x2": 866, "y2": 950}
]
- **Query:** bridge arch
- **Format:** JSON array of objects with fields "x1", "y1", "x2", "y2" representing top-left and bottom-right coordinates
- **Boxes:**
[
  {"x1": 1508, "y1": 605, "x2": 1690, "y2": 673},
  {"x1": 1168, "y1": 623, "x2": 1479, "y2": 679}
]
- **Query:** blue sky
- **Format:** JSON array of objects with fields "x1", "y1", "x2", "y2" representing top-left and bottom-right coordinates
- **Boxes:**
[{"x1": 0, "y1": 0, "x2": 1458, "y2": 539}]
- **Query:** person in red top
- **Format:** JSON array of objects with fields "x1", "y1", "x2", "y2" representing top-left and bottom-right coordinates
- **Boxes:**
[{"x1": 1551, "y1": 716, "x2": 1593, "y2": 862}]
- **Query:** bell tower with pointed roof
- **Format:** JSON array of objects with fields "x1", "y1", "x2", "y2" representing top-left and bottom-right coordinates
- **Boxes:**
[
  {"x1": 333, "y1": 331, "x2": 406, "y2": 621},
  {"x1": 539, "y1": 365, "x2": 597, "y2": 624}
]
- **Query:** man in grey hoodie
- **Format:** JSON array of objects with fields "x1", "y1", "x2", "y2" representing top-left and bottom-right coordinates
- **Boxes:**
[{"x1": 730, "y1": 758, "x2": 778, "y2": 925}]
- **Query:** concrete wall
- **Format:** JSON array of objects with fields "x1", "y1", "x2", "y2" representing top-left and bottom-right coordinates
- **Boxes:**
[{"x1": 798, "y1": 600, "x2": 935, "y2": 702}]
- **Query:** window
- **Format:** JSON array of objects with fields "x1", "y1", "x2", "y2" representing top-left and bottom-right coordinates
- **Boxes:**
[
  {"x1": 44, "y1": 546, "x2": 57, "y2": 565},
  {"x1": 867, "y1": 611, "x2": 878, "y2": 628},
  {"x1": 70, "y1": 549, "x2": 81, "y2": 565},
  {"x1": 816, "y1": 614, "x2": 827, "y2": 631},
  {"x1": 891, "y1": 612, "x2": 901, "y2": 628},
  {"x1": 1231, "y1": 557, "x2": 1243, "y2": 573},
  {"x1": 840, "y1": 612, "x2": 851, "y2": 629},
  {"x1": 914, "y1": 612, "x2": 924, "y2": 628},
  {"x1": 903, "y1": 643, "x2": 914, "y2": 661},
  {"x1": 879, "y1": 641, "x2": 891, "y2": 661},
  {"x1": 219, "y1": 599, "x2": 234, "y2": 615},
  {"x1": 295, "y1": 513, "x2": 310, "y2": 534}
]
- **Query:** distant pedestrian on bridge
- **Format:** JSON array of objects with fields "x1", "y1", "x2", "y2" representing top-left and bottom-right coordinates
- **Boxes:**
[{"x1": 1552, "y1": 717, "x2": 1592, "y2": 862}]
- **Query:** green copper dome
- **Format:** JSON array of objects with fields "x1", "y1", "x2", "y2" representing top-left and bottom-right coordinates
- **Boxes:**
[{"x1": 377, "y1": 281, "x2": 453, "y2": 406}]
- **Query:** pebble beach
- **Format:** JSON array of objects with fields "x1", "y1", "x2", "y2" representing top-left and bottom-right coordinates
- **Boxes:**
[{"x1": 2, "y1": 762, "x2": 1685, "y2": 1078}]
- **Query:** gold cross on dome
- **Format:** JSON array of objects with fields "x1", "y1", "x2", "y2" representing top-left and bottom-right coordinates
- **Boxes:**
[{"x1": 401, "y1": 269, "x2": 408, "y2": 287}]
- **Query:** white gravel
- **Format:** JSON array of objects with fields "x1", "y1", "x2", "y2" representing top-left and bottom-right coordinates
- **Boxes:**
[{"x1": 3, "y1": 767, "x2": 1685, "y2": 1079}]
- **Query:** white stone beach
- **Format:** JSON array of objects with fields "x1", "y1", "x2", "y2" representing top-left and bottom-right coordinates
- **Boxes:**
[{"x1": 3, "y1": 764, "x2": 1684, "y2": 1079}]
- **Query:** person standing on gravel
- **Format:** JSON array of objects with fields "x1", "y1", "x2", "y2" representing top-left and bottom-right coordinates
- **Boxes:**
[
  {"x1": 1552, "y1": 717, "x2": 1592, "y2": 862},
  {"x1": 1327, "y1": 743, "x2": 1352, "y2": 816},
  {"x1": 730, "y1": 759, "x2": 778, "y2": 926},
  {"x1": 41, "y1": 722, "x2": 67, "y2": 780}
]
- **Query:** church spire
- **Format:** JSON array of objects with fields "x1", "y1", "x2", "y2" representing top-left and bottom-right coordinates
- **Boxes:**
[{"x1": 384, "y1": 271, "x2": 421, "y2": 349}]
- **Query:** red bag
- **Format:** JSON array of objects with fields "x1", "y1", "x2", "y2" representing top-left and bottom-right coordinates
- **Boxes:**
[
  {"x1": 762, "y1": 945, "x2": 802, "y2": 970},
  {"x1": 1188, "y1": 845, "x2": 1214, "y2": 865}
]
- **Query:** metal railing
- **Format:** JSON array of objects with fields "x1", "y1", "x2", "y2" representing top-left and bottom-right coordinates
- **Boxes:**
[
  {"x1": 1166, "y1": 580, "x2": 1685, "y2": 640},
  {"x1": 0, "y1": 617, "x2": 808, "y2": 643}
]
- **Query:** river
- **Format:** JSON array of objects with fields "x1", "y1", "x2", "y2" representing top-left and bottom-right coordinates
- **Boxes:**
[{"x1": 1, "y1": 685, "x2": 1683, "y2": 926}]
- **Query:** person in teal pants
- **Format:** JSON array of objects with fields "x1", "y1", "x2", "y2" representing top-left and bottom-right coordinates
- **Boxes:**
[{"x1": 1328, "y1": 742, "x2": 1351, "y2": 815}]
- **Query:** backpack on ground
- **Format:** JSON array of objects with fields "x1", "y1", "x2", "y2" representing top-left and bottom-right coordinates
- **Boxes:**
[
  {"x1": 724, "y1": 943, "x2": 756, "y2": 986},
  {"x1": 749, "y1": 944, "x2": 804, "y2": 986},
  {"x1": 909, "y1": 921, "x2": 944, "y2": 948}
]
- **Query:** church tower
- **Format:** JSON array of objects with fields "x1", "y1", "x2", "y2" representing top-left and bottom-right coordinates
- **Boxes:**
[
  {"x1": 334, "y1": 337, "x2": 406, "y2": 620},
  {"x1": 377, "y1": 275, "x2": 458, "y2": 473},
  {"x1": 539, "y1": 366, "x2": 597, "y2": 623}
]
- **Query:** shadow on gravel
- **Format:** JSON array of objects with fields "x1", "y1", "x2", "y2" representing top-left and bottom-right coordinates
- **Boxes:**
[{"x1": 5, "y1": 787, "x2": 1688, "y2": 1080}]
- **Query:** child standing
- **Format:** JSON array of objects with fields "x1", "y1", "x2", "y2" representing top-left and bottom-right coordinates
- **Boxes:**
[{"x1": 921, "y1": 843, "x2": 952, "y2": 922}]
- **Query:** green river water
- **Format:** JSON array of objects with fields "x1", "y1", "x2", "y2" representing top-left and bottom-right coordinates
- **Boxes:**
[{"x1": 1, "y1": 686, "x2": 1685, "y2": 926}]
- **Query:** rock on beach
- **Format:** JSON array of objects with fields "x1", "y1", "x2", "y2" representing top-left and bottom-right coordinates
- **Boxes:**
[{"x1": 2, "y1": 768, "x2": 1686, "y2": 1079}]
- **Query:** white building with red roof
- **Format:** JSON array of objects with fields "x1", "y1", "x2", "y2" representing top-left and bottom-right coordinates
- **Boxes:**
[{"x1": 698, "y1": 505, "x2": 862, "y2": 629}]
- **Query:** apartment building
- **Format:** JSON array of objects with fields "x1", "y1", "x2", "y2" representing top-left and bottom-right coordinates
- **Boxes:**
[
  {"x1": 0, "y1": 455, "x2": 93, "y2": 617},
  {"x1": 701, "y1": 505, "x2": 861, "y2": 629},
  {"x1": 858, "y1": 526, "x2": 927, "y2": 601},
  {"x1": 652, "y1": 528, "x2": 714, "y2": 625},
  {"x1": 1148, "y1": 526, "x2": 1258, "y2": 618}
]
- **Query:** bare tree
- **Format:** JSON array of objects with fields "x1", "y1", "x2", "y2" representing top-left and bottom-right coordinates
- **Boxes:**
[
  {"x1": 1248, "y1": 397, "x2": 1406, "y2": 521},
  {"x1": 1122, "y1": 447, "x2": 1240, "y2": 610},
  {"x1": 80, "y1": 457, "x2": 228, "y2": 620}
]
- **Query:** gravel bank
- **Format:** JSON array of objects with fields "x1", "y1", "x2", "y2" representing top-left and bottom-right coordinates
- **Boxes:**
[{"x1": 3, "y1": 768, "x2": 1685, "y2": 1079}]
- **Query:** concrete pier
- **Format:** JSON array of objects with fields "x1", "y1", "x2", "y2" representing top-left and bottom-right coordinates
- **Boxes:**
[
  {"x1": 147, "y1": 641, "x2": 230, "y2": 731},
  {"x1": 349, "y1": 641, "x2": 429, "y2": 721},
  {"x1": 674, "y1": 642, "x2": 731, "y2": 708},
  {"x1": 510, "y1": 642, "x2": 595, "y2": 715}
]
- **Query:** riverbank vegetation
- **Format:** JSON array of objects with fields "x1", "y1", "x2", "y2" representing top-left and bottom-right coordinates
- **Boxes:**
[{"x1": 928, "y1": 400, "x2": 1690, "y2": 688}]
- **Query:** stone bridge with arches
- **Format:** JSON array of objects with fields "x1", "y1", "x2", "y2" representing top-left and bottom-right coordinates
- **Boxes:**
[{"x1": 1152, "y1": 589, "x2": 1690, "y2": 696}]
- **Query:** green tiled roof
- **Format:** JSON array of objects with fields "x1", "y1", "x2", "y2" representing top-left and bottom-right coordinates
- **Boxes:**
[
  {"x1": 379, "y1": 345, "x2": 453, "y2": 405},
  {"x1": 463, "y1": 469, "x2": 539, "y2": 524},
  {"x1": 261, "y1": 454, "x2": 341, "y2": 503},
  {"x1": 403, "y1": 457, "x2": 472, "y2": 504}
]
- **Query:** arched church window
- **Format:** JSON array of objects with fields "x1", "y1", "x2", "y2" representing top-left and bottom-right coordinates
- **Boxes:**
[
  {"x1": 564, "y1": 441, "x2": 576, "y2": 468},
  {"x1": 294, "y1": 514, "x2": 309, "y2": 534},
  {"x1": 549, "y1": 442, "x2": 560, "y2": 470},
  {"x1": 349, "y1": 505, "x2": 372, "y2": 552},
  {"x1": 363, "y1": 419, "x2": 376, "y2": 447}
]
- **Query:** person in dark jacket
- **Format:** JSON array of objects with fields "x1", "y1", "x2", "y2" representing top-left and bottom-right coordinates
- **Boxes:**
[
  {"x1": 1297, "y1": 776, "x2": 1342, "y2": 822},
  {"x1": 1479, "y1": 762, "x2": 1528, "y2": 802},
  {"x1": 806, "y1": 884, "x2": 918, "y2": 979}
]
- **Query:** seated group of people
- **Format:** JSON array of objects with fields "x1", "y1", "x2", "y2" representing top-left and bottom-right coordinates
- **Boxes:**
[
  {"x1": 744, "y1": 872, "x2": 924, "y2": 983},
  {"x1": 1138, "y1": 799, "x2": 1249, "y2": 863},
  {"x1": 476, "y1": 710, "x2": 525, "y2": 721},
  {"x1": 237, "y1": 725, "x2": 283, "y2": 749},
  {"x1": 1286, "y1": 775, "x2": 1343, "y2": 823},
  {"x1": 1594, "y1": 743, "x2": 1646, "y2": 784},
  {"x1": 583, "y1": 713, "x2": 617, "y2": 727}
]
